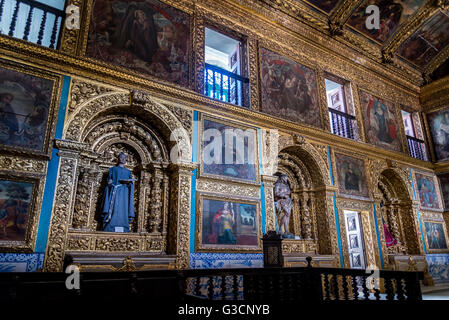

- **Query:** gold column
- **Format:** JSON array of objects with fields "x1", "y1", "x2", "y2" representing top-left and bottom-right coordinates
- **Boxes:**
[
  {"x1": 43, "y1": 139, "x2": 87, "y2": 272},
  {"x1": 168, "y1": 162, "x2": 197, "y2": 269},
  {"x1": 261, "y1": 175, "x2": 278, "y2": 233}
]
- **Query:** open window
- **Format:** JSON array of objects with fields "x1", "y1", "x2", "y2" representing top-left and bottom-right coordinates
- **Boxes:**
[
  {"x1": 401, "y1": 109, "x2": 428, "y2": 161},
  {"x1": 204, "y1": 27, "x2": 249, "y2": 107},
  {"x1": 0, "y1": 0, "x2": 65, "y2": 49},
  {"x1": 325, "y1": 76, "x2": 358, "y2": 140}
]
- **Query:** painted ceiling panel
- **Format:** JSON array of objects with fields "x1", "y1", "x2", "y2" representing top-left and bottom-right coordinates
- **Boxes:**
[
  {"x1": 303, "y1": 0, "x2": 341, "y2": 13},
  {"x1": 398, "y1": 11, "x2": 449, "y2": 68},
  {"x1": 348, "y1": 0, "x2": 425, "y2": 44}
]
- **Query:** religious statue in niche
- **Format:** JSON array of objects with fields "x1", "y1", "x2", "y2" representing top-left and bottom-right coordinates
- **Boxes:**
[
  {"x1": 101, "y1": 152, "x2": 136, "y2": 232},
  {"x1": 274, "y1": 174, "x2": 294, "y2": 239}
]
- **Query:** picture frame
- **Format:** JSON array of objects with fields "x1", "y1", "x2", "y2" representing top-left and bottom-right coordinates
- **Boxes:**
[
  {"x1": 195, "y1": 192, "x2": 262, "y2": 252},
  {"x1": 198, "y1": 114, "x2": 260, "y2": 184},
  {"x1": 412, "y1": 170, "x2": 443, "y2": 211},
  {"x1": 259, "y1": 46, "x2": 322, "y2": 128},
  {"x1": 0, "y1": 59, "x2": 61, "y2": 158},
  {"x1": 333, "y1": 150, "x2": 371, "y2": 200},
  {"x1": 358, "y1": 89, "x2": 403, "y2": 153},
  {"x1": 423, "y1": 221, "x2": 449, "y2": 253},
  {"x1": 0, "y1": 174, "x2": 43, "y2": 252}
]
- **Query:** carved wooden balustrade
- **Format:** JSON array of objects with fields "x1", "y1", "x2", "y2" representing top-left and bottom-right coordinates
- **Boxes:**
[{"x1": 0, "y1": 259, "x2": 423, "y2": 302}]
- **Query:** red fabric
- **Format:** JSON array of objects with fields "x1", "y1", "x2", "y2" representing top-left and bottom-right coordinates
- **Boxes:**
[{"x1": 383, "y1": 222, "x2": 397, "y2": 247}]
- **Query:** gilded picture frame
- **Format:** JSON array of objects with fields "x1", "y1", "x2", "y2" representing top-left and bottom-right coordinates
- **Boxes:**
[
  {"x1": 412, "y1": 169, "x2": 444, "y2": 212},
  {"x1": 331, "y1": 149, "x2": 372, "y2": 201},
  {"x1": 198, "y1": 114, "x2": 260, "y2": 184},
  {"x1": 0, "y1": 58, "x2": 61, "y2": 158},
  {"x1": 195, "y1": 192, "x2": 262, "y2": 253},
  {"x1": 0, "y1": 173, "x2": 44, "y2": 253},
  {"x1": 423, "y1": 220, "x2": 449, "y2": 253}
]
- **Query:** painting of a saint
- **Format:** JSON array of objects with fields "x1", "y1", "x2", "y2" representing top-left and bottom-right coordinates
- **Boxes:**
[
  {"x1": 87, "y1": 0, "x2": 190, "y2": 86},
  {"x1": 335, "y1": 153, "x2": 369, "y2": 198},
  {"x1": 425, "y1": 222, "x2": 448, "y2": 250},
  {"x1": 260, "y1": 48, "x2": 321, "y2": 128},
  {"x1": 438, "y1": 173, "x2": 449, "y2": 210},
  {"x1": 416, "y1": 173, "x2": 440, "y2": 210},
  {"x1": 0, "y1": 179, "x2": 33, "y2": 242},
  {"x1": 200, "y1": 198, "x2": 259, "y2": 250},
  {"x1": 348, "y1": 0, "x2": 425, "y2": 43},
  {"x1": 201, "y1": 118, "x2": 257, "y2": 182},
  {"x1": 360, "y1": 90, "x2": 402, "y2": 152},
  {"x1": 427, "y1": 107, "x2": 449, "y2": 161},
  {"x1": 398, "y1": 12, "x2": 449, "y2": 67},
  {"x1": 0, "y1": 66, "x2": 53, "y2": 152}
]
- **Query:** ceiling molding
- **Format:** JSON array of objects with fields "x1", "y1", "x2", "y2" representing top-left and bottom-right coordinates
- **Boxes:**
[
  {"x1": 424, "y1": 45, "x2": 449, "y2": 81},
  {"x1": 328, "y1": 0, "x2": 362, "y2": 36}
]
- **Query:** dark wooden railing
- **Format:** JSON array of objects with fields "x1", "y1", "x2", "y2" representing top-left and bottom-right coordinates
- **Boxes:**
[
  {"x1": 0, "y1": 261, "x2": 423, "y2": 302},
  {"x1": 406, "y1": 135, "x2": 427, "y2": 161},
  {"x1": 329, "y1": 108, "x2": 356, "y2": 140},
  {"x1": 0, "y1": 0, "x2": 64, "y2": 49},
  {"x1": 204, "y1": 63, "x2": 249, "y2": 108}
]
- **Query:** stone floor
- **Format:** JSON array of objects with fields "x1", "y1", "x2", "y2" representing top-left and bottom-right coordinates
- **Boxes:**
[{"x1": 422, "y1": 284, "x2": 449, "y2": 300}]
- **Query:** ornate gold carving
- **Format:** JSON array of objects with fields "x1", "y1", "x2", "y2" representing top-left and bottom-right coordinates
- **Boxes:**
[
  {"x1": 196, "y1": 178, "x2": 260, "y2": 198},
  {"x1": 262, "y1": 175, "x2": 278, "y2": 232},
  {"x1": 43, "y1": 155, "x2": 79, "y2": 272},
  {"x1": 0, "y1": 156, "x2": 46, "y2": 174},
  {"x1": 282, "y1": 239, "x2": 317, "y2": 254}
]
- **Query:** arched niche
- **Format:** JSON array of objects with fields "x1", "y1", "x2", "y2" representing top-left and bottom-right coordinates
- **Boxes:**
[
  {"x1": 377, "y1": 168, "x2": 421, "y2": 255},
  {"x1": 43, "y1": 90, "x2": 195, "y2": 272},
  {"x1": 272, "y1": 141, "x2": 337, "y2": 256},
  {"x1": 72, "y1": 112, "x2": 170, "y2": 235}
]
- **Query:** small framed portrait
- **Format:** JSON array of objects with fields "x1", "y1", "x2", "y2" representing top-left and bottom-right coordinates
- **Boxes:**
[
  {"x1": 347, "y1": 216, "x2": 357, "y2": 231},
  {"x1": 0, "y1": 59, "x2": 61, "y2": 157},
  {"x1": 196, "y1": 193, "x2": 261, "y2": 252},
  {"x1": 334, "y1": 152, "x2": 370, "y2": 200},
  {"x1": 199, "y1": 115, "x2": 259, "y2": 184},
  {"x1": 413, "y1": 171, "x2": 443, "y2": 211},
  {"x1": 349, "y1": 234, "x2": 359, "y2": 249},
  {"x1": 0, "y1": 175, "x2": 42, "y2": 252},
  {"x1": 351, "y1": 253, "x2": 362, "y2": 268},
  {"x1": 424, "y1": 221, "x2": 449, "y2": 253}
]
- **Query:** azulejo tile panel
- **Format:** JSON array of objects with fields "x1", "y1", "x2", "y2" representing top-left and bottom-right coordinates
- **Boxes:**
[
  {"x1": 0, "y1": 253, "x2": 45, "y2": 272},
  {"x1": 426, "y1": 254, "x2": 449, "y2": 284},
  {"x1": 189, "y1": 252, "x2": 263, "y2": 269}
]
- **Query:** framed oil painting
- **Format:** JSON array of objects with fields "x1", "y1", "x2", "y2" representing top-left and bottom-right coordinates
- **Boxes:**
[
  {"x1": 196, "y1": 194, "x2": 261, "y2": 252},
  {"x1": 424, "y1": 221, "x2": 448, "y2": 252},
  {"x1": 438, "y1": 173, "x2": 449, "y2": 210},
  {"x1": 348, "y1": 0, "x2": 425, "y2": 44},
  {"x1": 426, "y1": 107, "x2": 449, "y2": 161},
  {"x1": 86, "y1": 0, "x2": 191, "y2": 87},
  {"x1": 199, "y1": 115, "x2": 259, "y2": 183},
  {"x1": 259, "y1": 47, "x2": 321, "y2": 128},
  {"x1": 414, "y1": 172, "x2": 442, "y2": 210},
  {"x1": 0, "y1": 61, "x2": 59, "y2": 156},
  {"x1": 359, "y1": 90, "x2": 402, "y2": 152},
  {"x1": 0, "y1": 176, "x2": 41, "y2": 252},
  {"x1": 334, "y1": 152, "x2": 370, "y2": 199},
  {"x1": 398, "y1": 11, "x2": 449, "y2": 68}
]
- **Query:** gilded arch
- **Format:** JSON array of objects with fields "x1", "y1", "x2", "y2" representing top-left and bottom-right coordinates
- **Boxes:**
[{"x1": 44, "y1": 88, "x2": 195, "y2": 271}]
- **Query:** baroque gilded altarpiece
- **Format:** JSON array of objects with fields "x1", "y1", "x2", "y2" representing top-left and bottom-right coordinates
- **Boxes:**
[{"x1": 0, "y1": 0, "x2": 448, "y2": 275}]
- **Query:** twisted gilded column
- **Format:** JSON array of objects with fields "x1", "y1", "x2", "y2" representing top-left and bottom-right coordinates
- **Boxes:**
[
  {"x1": 261, "y1": 175, "x2": 278, "y2": 233},
  {"x1": 168, "y1": 162, "x2": 197, "y2": 269},
  {"x1": 43, "y1": 139, "x2": 88, "y2": 272}
]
